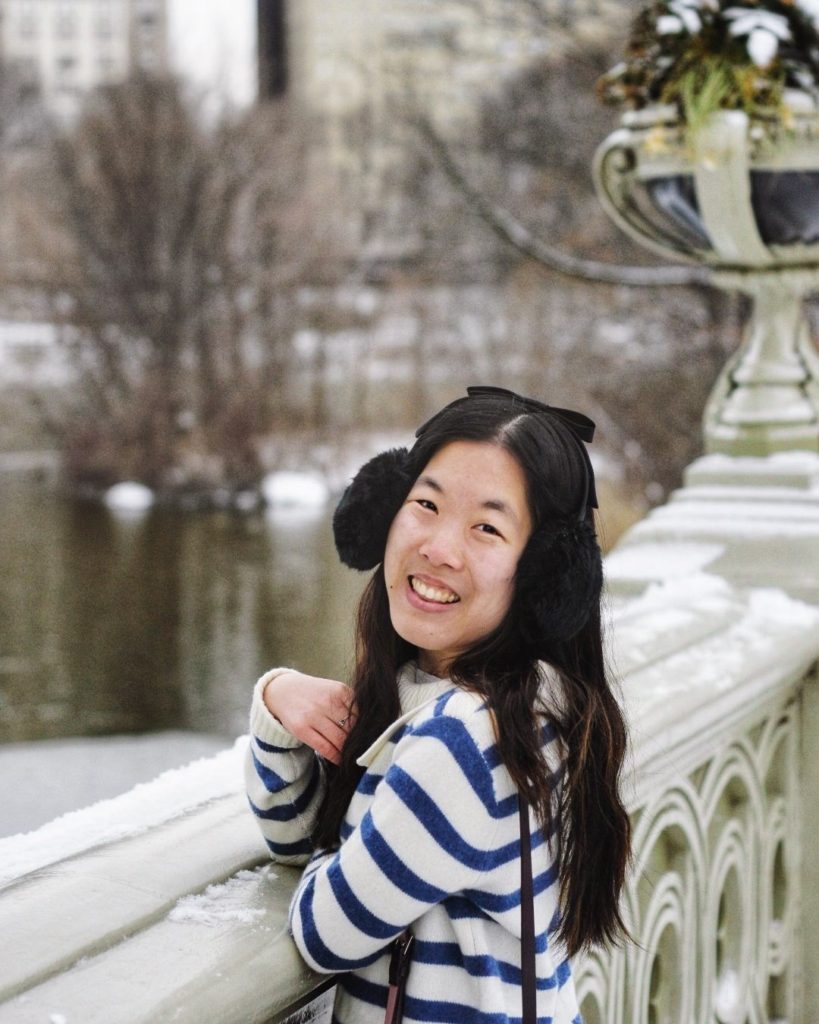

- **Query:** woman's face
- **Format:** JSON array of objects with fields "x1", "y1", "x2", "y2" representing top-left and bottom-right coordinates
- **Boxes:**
[{"x1": 383, "y1": 440, "x2": 532, "y2": 676}]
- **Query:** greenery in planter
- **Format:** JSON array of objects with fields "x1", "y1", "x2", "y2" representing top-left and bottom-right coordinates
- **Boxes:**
[{"x1": 598, "y1": 1, "x2": 819, "y2": 127}]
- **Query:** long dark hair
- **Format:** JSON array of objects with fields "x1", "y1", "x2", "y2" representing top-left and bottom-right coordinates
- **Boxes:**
[{"x1": 313, "y1": 394, "x2": 631, "y2": 956}]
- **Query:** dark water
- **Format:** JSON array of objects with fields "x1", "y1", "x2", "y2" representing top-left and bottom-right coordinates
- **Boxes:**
[{"x1": 0, "y1": 473, "x2": 365, "y2": 743}]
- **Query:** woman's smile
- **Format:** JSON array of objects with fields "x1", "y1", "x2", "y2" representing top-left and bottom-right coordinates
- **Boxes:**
[
  {"x1": 408, "y1": 574, "x2": 461, "y2": 606},
  {"x1": 383, "y1": 440, "x2": 532, "y2": 675}
]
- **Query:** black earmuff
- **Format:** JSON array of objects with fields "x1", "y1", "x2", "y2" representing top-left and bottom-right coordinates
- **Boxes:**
[
  {"x1": 332, "y1": 447, "x2": 414, "y2": 570},
  {"x1": 515, "y1": 518, "x2": 603, "y2": 648}
]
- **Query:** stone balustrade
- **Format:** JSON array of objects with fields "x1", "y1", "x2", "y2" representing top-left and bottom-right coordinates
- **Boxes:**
[
  {"x1": 2, "y1": 456, "x2": 819, "y2": 1024},
  {"x1": 576, "y1": 578, "x2": 816, "y2": 1024}
]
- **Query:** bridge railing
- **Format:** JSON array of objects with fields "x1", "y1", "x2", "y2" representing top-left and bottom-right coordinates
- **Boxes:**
[
  {"x1": 2, "y1": 569, "x2": 816, "y2": 1024},
  {"x1": 575, "y1": 577, "x2": 818, "y2": 1024}
]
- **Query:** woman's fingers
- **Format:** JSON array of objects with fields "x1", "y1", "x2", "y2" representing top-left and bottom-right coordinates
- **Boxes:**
[
  {"x1": 304, "y1": 724, "x2": 345, "y2": 765},
  {"x1": 304, "y1": 704, "x2": 358, "y2": 764}
]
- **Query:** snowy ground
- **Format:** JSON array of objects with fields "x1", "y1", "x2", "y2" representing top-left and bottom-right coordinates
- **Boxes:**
[{"x1": 0, "y1": 731, "x2": 232, "y2": 838}]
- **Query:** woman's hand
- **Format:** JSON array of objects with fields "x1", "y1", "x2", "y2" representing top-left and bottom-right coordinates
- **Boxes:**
[{"x1": 262, "y1": 670, "x2": 356, "y2": 765}]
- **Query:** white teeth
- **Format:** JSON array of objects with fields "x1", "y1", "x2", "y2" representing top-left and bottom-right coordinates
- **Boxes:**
[{"x1": 410, "y1": 576, "x2": 459, "y2": 604}]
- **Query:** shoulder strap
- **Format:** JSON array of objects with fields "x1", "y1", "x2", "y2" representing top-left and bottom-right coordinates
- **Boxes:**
[
  {"x1": 385, "y1": 930, "x2": 414, "y2": 1024},
  {"x1": 519, "y1": 796, "x2": 536, "y2": 1024},
  {"x1": 384, "y1": 796, "x2": 537, "y2": 1024}
]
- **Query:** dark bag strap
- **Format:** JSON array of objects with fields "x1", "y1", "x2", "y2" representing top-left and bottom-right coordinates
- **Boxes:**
[
  {"x1": 384, "y1": 929, "x2": 414, "y2": 1024},
  {"x1": 383, "y1": 798, "x2": 538, "y2": 1024},
  {"x1": 519, "y1": 795, "x2": 537, "y2": 1024}
]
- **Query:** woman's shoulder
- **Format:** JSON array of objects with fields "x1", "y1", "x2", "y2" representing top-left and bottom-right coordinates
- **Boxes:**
[{"x1": 405, "y1": 685, "x2": 497, "y2": 759}]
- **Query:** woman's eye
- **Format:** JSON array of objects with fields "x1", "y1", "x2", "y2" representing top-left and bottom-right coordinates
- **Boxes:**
[
  {"x1": 476, "y1": 523, "x2": 501, "y2": 537},
  {"x1": 414, "y1": 498, "x2": 437, "y2": 512}
]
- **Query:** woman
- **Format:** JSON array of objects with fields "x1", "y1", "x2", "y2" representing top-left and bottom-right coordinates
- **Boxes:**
[{"x1": 245, "y1": 386, "x2": 630, "y2": 1024}]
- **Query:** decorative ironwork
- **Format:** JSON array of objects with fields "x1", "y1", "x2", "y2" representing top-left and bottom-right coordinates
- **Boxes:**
[{"x1": 575, "y1": 697, "x2": 801, "y2": 1023}]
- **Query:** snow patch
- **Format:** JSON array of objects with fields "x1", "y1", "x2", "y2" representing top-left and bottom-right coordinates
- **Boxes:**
[
  {"x1": 169, "y1": 866, "x2": 277, "y2": 927},
  {"x1": 691, "y1": 450, "x2": 819, "y2": 476},
  {"x1": 612, "y1": 573, "x2": 819, "y2": 693},
  {"x1": 103, "y1": 481, "x2": 155, "y2": 513},
  {"x1": 606, "y1": 541, "x2": 725, "y2": 580},
  {"x1": 747, "y1": 586, "x2": 819, "y2": 628},
  {"x1": 0, "y1": 737, "x2": 247, "y2": 888},
  {"x1": 640, "y1": 511, "x2": 819, "y2": 537},
  {"x1": 261, "y1": 471, "x2": 329, "y2": 510},
  {"x1": 0, "y1": 731, "x2": 229, "y2": 838},
  {"x1": 714, "y1": 968, "x2": 741, "y2": 1019},
  {"x1": 617, "y1": 572, "x2": 735, "y2": 616}
]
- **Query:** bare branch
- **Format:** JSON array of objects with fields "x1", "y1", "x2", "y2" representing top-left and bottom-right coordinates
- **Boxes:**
[{"x1": 415, "y1": 115, "x2": 712, "y2": 289}]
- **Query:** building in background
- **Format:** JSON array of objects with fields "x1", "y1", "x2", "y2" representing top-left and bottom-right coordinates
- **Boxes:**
[
  {"x1": 0, "y1": 0, "x2": 167, "y2": 121},
  {"x1": 283, "y1": 2, "x2": 625, "y2": 120},
  {"x1": 1, "y1": 1, "x2": 626, "y2": 128},
  {"x1": 265, "y1": 0, "x2": 627, "y2": 180}
]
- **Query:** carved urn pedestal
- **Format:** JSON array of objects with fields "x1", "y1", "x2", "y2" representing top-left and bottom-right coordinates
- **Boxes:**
[{"x1": 594, "y1": 99, "x2": 819, "y2": 455}]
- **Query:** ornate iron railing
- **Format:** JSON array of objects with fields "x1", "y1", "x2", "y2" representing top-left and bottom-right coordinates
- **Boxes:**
[
  {"x1": 1, "y1": 571, "x2": 816, "y2": 1024},
  {"x1": 576, "y1": 685, "x2": 806, "y2": 1023}
]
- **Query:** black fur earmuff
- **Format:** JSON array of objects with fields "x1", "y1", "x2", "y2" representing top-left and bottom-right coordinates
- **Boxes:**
[
  {"x1": 332, "y1": 447, "x2": 414, "y2": 570},
  {"x1": 516, "y1": 518, "x2": 603, "y2": 648}
]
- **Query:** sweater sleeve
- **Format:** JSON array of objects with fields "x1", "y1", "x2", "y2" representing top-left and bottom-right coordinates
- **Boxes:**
[
  {"x1": 244, "y1": 669, "x2": 326, "y2": 865},
  {"x1": 288, "y1": 705, "x2": 502, "y2": 972}
]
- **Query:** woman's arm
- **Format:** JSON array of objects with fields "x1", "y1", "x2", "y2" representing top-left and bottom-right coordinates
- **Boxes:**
[
  {"x1": 244, "y1": 667, "x2": 354, "y2": 864},
  {"x1": 288, "y1": 703, "x2": 503, "y2": 971}
]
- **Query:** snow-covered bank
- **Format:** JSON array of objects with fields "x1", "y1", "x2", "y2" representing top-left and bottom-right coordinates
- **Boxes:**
[{"x1": 0, "y1": 732, "x2": 242, "y2": 877}]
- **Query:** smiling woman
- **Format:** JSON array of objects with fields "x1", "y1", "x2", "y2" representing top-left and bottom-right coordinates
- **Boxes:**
[{"x1": 244, "y1": 387, "x2": 631, "y2": 1024}]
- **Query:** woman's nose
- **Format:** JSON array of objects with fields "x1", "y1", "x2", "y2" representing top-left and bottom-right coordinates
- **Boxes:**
[{"x1": 418, "y1": 521, "x2": 464, "y2": 570}]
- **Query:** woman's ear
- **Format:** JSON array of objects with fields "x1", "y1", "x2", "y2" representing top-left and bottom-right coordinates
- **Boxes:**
[
  {"x1": 333, "y1": 448, "x2": 414, "y2": 570},
  {"x1": 516, "y1": 519, "x2": 603, "y2": 648}
]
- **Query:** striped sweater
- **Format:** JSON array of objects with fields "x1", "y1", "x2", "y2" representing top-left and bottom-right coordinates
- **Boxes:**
[{"x1": 245, "y1": 662, "x2": 582, "y2": 1024}]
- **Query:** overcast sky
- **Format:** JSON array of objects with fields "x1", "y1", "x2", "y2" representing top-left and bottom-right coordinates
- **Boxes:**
[{"x1": 167, "y1": 0, "x2": 257, "y2": 108}]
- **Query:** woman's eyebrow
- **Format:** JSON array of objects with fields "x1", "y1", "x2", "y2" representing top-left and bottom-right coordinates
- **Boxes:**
[
  {"x1": 481, "y1": 498, "x2": 524, "y2": 526},
  {"x1": 416, "y1": 474, "x2": 443, "y2": 493}
]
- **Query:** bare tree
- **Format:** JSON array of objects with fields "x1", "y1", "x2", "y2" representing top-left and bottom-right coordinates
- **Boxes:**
[{"x1": 22, "y1": 74, "x2": 341, "y2": 497}]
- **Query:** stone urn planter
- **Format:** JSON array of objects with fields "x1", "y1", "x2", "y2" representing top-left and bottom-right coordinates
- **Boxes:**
[{"x1": 593, "y1": 96, "x2": 819, "y2": 455}]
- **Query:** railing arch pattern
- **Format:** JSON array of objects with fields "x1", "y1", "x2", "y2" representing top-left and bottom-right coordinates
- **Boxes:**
[{"x1": 574, "y1": 697, "x2": 801, "y2": 1024}]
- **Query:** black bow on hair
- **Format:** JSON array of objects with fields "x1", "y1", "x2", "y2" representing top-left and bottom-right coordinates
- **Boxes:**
[{"x1": 416, "y1": 385, "x2": 598, "y2": 515}]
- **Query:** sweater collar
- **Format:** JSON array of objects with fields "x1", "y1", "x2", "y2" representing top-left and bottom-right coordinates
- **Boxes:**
[{"x1": 355, "y1": 662, "x2": 455, "y2": 768}]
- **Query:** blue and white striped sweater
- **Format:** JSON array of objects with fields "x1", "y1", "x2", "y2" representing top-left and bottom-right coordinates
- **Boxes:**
[{"x1": 245, "y1": 663, "x2": 582, "y2": 1024}]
